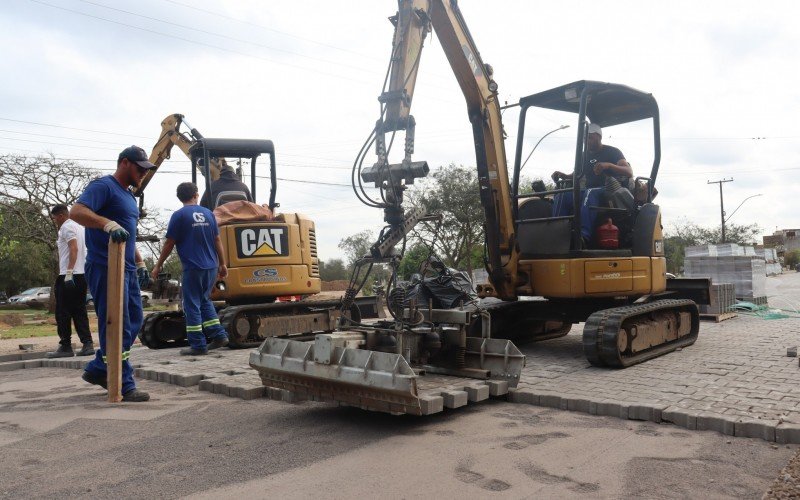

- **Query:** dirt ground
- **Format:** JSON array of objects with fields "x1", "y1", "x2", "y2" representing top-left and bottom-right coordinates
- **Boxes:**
[{"x1": 0, "y1": 367, "x2": 794, "y2": 499}]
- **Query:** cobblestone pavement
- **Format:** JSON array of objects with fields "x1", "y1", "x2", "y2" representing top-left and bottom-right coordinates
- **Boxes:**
[{"x1": 2, "y1": 272, "x2": 799, "y2": 444}]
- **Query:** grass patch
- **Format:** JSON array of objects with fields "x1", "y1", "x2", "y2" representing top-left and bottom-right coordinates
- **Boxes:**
[
  {"x1": 0, "y1": 317, "x2": 99, "y2": 340},
  {"x1": 0, "y1": 323, "x2": 58, "y2": 339}
]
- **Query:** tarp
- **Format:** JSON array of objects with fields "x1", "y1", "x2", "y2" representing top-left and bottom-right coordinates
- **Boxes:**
[{"x1": 213, "y1": 200, "x2": 274, "y2": 226}]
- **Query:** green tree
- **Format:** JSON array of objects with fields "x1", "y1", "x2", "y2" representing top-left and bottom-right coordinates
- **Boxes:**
[
  {"x1": 785, "y1": 250, "x2": 800, "y2": 269},
  {"x1": 409, "y1": 163, "x2": 484, "y2": 276},
  {"x1": 397, "y1": 243, "x2": 431, "y2": 280},
  {"x1": 319, "y1": 258, "x2": 348, "y2": 281}
]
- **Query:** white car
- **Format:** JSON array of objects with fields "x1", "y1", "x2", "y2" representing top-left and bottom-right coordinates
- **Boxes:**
[{"x1": 9, "y1": 286, "x2": 51, "y2": 305}]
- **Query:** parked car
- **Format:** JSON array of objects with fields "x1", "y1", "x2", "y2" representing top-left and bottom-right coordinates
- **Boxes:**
[
  {"x1": 9, "y1": 286, "x2": 51, "y2": 305},
  {"x1": 86, "y1": 290, "x2": 153, "y2": 306}
]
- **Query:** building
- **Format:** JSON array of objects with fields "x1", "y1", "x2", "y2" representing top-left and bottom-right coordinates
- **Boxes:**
[{"x1": 762, "y1": 229, "x2": 800, "y2": 262}]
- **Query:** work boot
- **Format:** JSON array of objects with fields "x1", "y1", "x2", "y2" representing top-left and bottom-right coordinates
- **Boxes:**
[
  {"x1": 122, "y1": 389, "x2": 150, "y2": 402},
  {"x1": 180, "y1": 347, "x2": 208, "y2": 356},
  {"x1": 46, "y1": 345, "x2": 74, "y2": 358},
  {"x1": 76, "y1": 342, "x2": 95, "y2": 357},
  {"x1": 81, "y1": 371, "x2": 107, "y2": 389},
  {"x1": 206, "y1": 336, "x2": 229, "y2": 350}
]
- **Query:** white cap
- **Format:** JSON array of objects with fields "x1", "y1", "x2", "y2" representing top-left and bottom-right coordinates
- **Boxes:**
[{"x1": 587, "y1": 123, "x2": 602, "y2": 136}]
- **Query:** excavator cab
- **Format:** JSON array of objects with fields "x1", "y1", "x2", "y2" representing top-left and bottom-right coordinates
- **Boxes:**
[
  {"x1": 189, "y1": 138, "x2": 278, "y2": 211},
  {"x1": 512, "y1": 80, "x2": 660, "y2": 257}
]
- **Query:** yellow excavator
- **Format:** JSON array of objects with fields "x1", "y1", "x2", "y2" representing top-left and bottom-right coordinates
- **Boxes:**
[
  {"x1": 135, "y1": 114, "x2": 377, "y2": 348},
  {"x1": 249, "y1": 1, "x2": 708, "y2": 414}
]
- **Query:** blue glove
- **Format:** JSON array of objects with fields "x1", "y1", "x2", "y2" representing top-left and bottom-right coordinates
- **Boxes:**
[
  {"x1": 103, "y1": 221, "x2": 129, "y2": 243},
  {"x1": 137, "y1": 263, "x2": 153, "y2": 289},
  {"x1": 64, "y1": 270, "x2": 76, "y2": 290}
]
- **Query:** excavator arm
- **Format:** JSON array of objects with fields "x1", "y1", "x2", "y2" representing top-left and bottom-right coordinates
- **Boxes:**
[
  {"x1": 133, "y1": 113, "x2": 225, "y2": 197},
  {"x1": 382, "y1": 0, "x2": 520, "y2": 300}
]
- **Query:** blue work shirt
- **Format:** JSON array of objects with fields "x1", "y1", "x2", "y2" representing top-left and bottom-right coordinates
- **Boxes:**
[
  {"x1": 166, "y1": 205, "x2": 220, "y2": 270},
  {"x1": 77, "y1": 175, "x2": 139, "y2": 271}
]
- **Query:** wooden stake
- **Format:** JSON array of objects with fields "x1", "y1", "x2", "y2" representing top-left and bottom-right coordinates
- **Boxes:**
[{"x1": 106, "y1": 238, "x2": 125, "y2": 403}]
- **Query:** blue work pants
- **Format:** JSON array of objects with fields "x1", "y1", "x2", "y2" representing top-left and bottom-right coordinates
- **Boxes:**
[
  {"x1": 552, "y1": 187, "x2": 604, "y2": 240},
  {"x1": 182, "y1": 267, "x2": 228, "y2": 350},
  {"x1": 83, "y1": 261, "x2": 143, "y2": 394}
]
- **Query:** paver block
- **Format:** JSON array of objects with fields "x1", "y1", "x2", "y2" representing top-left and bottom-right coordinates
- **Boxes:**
[
  {"x1": 662, "y1": 407, "x2": 697, "y2": 430},
  {"x1": 463, "y1": 384, "x2": 490, "y2": 402},
  {"x1": 23, "y1": 360, "x2": 43, "y2": 369},
  {"x1": 566, "y1": 398, "x2": 591, "y2": 414},
  {"x1": 734, "y1": 418, "x2": 777, "y2": 442},
  {"x1": 539, "y1": 393, "x2": 562, "y2": 409},
  {"x1": 0, "y1": 361, "x2": 26, "y2": 372},
  {"x1": 440, "y1": 390, "x2": 468, "y2": 409},
  {"x1": 198, "y1": 379, "x2": 215, "y2": 392},
  {"x1": 171, "y1": 373, "x2": 204, "y2": 387},
  {"x1": 419, "y1": 395, "x2": 444, "y2": 415},
  {"x1": 508, "y1": 389, "x2": 537, "y2": 404},
  {"x1": 628, "y1": 404, "x2": 662, "y2": 422},
  {"x1": 775, "y1": 423, "x2": 800, "y2": 444},
  {"x1": 236, "y1": 385, "x2": 266, "y2": 400},
  {"x1": 696, "y1": 412, "x2": 736, "y2": 435},
  {"x1": 486, "y1": 380, "x2": 509, "y2": 396}
]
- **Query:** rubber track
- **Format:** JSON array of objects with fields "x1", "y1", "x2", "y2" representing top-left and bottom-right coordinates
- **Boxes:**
[
  {"x1": 219, "y1": 299, "x2": 345, "y2": 349},
  {"x1": 138, "y1": 310, "x2": 187, "y2": 349},
  {"x1": 582, "y1": 299, "x2": 699, "y2": 368}
]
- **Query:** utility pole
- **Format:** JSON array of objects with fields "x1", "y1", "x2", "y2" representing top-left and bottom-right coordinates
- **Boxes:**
[{"x1": 708, "y1": 178, "x2": 733, "y2": 243}]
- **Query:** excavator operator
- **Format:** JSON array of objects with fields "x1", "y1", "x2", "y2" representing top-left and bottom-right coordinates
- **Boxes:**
[
  {"x1": 550, "y1": 123, "x2": 632, "y2": 244},
  {"x1": 200, "y1": 163, "x2": 253, "y2": 209}
]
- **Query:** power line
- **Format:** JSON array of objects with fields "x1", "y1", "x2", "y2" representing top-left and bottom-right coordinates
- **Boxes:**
[
  {"x1": 77, "y1": 0, "x2": 380, "y2": 77},
  {"x1": 0, "y1": 117, "x2": 150, "y2": 139},
  {"x1": 27, "y1": 0, "x2": 381, "y2": 86}
]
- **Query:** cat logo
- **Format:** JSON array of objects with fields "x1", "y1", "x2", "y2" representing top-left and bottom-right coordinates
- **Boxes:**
[{"x1": 235, "y1": 226, "x2": 289, "y2": 258}]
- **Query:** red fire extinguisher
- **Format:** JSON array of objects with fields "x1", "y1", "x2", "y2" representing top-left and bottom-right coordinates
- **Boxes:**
[{"x1": 596, "y1": 218, "x2": 619, "y2": 249}]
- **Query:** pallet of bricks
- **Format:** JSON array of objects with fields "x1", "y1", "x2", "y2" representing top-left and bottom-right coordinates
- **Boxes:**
[
  {"x1": 755, "y1": 247, "x2": 782, "y2": 276},
  {"x1": 683, "y1": 243, "x2": 768, "y2": 313}
]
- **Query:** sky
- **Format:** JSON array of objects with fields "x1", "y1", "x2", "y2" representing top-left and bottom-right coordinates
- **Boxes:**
[{"x1": 1, "y1": 0, "x2": 798, "y2": 262}]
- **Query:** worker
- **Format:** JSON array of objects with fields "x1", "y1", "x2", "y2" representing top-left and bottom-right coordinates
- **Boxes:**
[
  {"x1": 151, "y1": 182, "x2": 230, "y2": 355},
  {"x1": 199, "y1": 163, "x2": 253, "y2": 209},
  {"x1": 551, "y1": 123, "x2": 632, "y2": 244},
  {"x1": 46, "y1": 204, "x2": 94, "y2": 358},
  {"x1": 70, "y1": 145, "x2": 155, "y2": 402}
]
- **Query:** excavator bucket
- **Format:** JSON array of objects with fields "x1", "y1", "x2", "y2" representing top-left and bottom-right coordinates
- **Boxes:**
[{"x1": 249, "y1": 333, "x2": 525, "y2": 415}]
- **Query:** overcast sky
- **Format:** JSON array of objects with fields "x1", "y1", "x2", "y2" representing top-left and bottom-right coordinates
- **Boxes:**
[{"x1": 1, "y1": 0, "x2": 797, "y2": 261}]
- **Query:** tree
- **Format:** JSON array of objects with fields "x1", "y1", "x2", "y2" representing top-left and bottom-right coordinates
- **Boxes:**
[
  {"x1": 663, "y1": 218, "x2": 761, "y2": 274},
  {"x1": 408, "y1": 164, "x2": 484, "y2": 276},
  {"x1": 319, "y1": 258, "x2": 348, "y2": 281},
  {"x1": 338, "y1": 229, "x2": 374, "y2": 268},
  {"x1": 0, "y1": 154, "x2": 99, "y2": 252},
  {"x1": 0, "y1": 154, "x2": 169, "y2": 292},
  {"x1": 785, "y1": 250, "x2": 800, "y2": 269}
]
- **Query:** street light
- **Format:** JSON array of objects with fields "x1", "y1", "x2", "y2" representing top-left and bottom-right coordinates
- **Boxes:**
[
  {"x1": 520, "y1": 124, "x2": 570, "y2": 171},
  {"x1": 725, "y1": 193, "x2": 763, "y2": 223}
]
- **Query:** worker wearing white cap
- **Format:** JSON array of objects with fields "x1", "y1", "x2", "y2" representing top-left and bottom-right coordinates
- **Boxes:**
[{"x1": 551, "y1": 123, "x2": 632, "y2": 244}]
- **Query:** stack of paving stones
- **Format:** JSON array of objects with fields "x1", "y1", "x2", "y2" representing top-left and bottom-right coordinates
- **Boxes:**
[
  {"x1": 700, "y1": 283, "x2": 736, "y2": 315},
  {"x1": 508, "y1": 314, "x2": 800, "y2": 444},
  {"x1": 684, "y1": 243, "x2": 768, "y2": 302}
]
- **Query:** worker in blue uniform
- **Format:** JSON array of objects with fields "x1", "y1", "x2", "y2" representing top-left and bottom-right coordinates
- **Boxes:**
[
  {"x1": 70, "y1": 145, "x2": 155, "y2": 402},
  {"x1": 152, "y1": 182, "x2": 230, "y2": 355}
]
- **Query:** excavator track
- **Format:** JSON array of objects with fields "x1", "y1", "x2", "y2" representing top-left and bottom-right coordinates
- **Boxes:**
[
  {"x1": 219, "y1": 299, "x2": 358, "y2": 349},
  {"x1": 138, "y1": 310, "x2": 188, "y2": 349},
  {"x1": 582, "y1": 299, "x2": 699, "y2": 368}
]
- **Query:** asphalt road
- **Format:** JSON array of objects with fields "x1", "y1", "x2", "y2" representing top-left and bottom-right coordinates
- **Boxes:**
[{"x1": 0, "y1": 367, "x2": 793, "y2": 499}]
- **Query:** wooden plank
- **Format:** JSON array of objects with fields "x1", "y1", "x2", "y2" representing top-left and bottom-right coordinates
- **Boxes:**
[{"x1": 106, "y1": 239, "x2": 125, "y2": 402}]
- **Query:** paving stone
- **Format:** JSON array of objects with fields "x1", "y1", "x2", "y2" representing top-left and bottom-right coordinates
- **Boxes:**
[
  {"x1": 538, "y1": 393, "x2": 562, "y2": 409},
  {"x1": 507, "y1": 388, "x2": 537, "y2": 404},
  {"x1": 734, "y1": 418, "x2": 777, "y2": 442},
  {"x1": 696, "y1": 412, "x2": 736, "y2": 436},
  {"x1": 775, "y1": 423, "x2": 800, "y2": 444},
  {"x1": 486, "y1": 380, "x2": 509, "y2": 396},
  {"x1": 0, "y1": 361, "x2": 26, "y2": 372},
  {"x1": 419, "y1": 395, "x2": 443, "y2": 415},
  {"x1": 440, "y1": 390, "x2": 468, "y2": 409}
]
